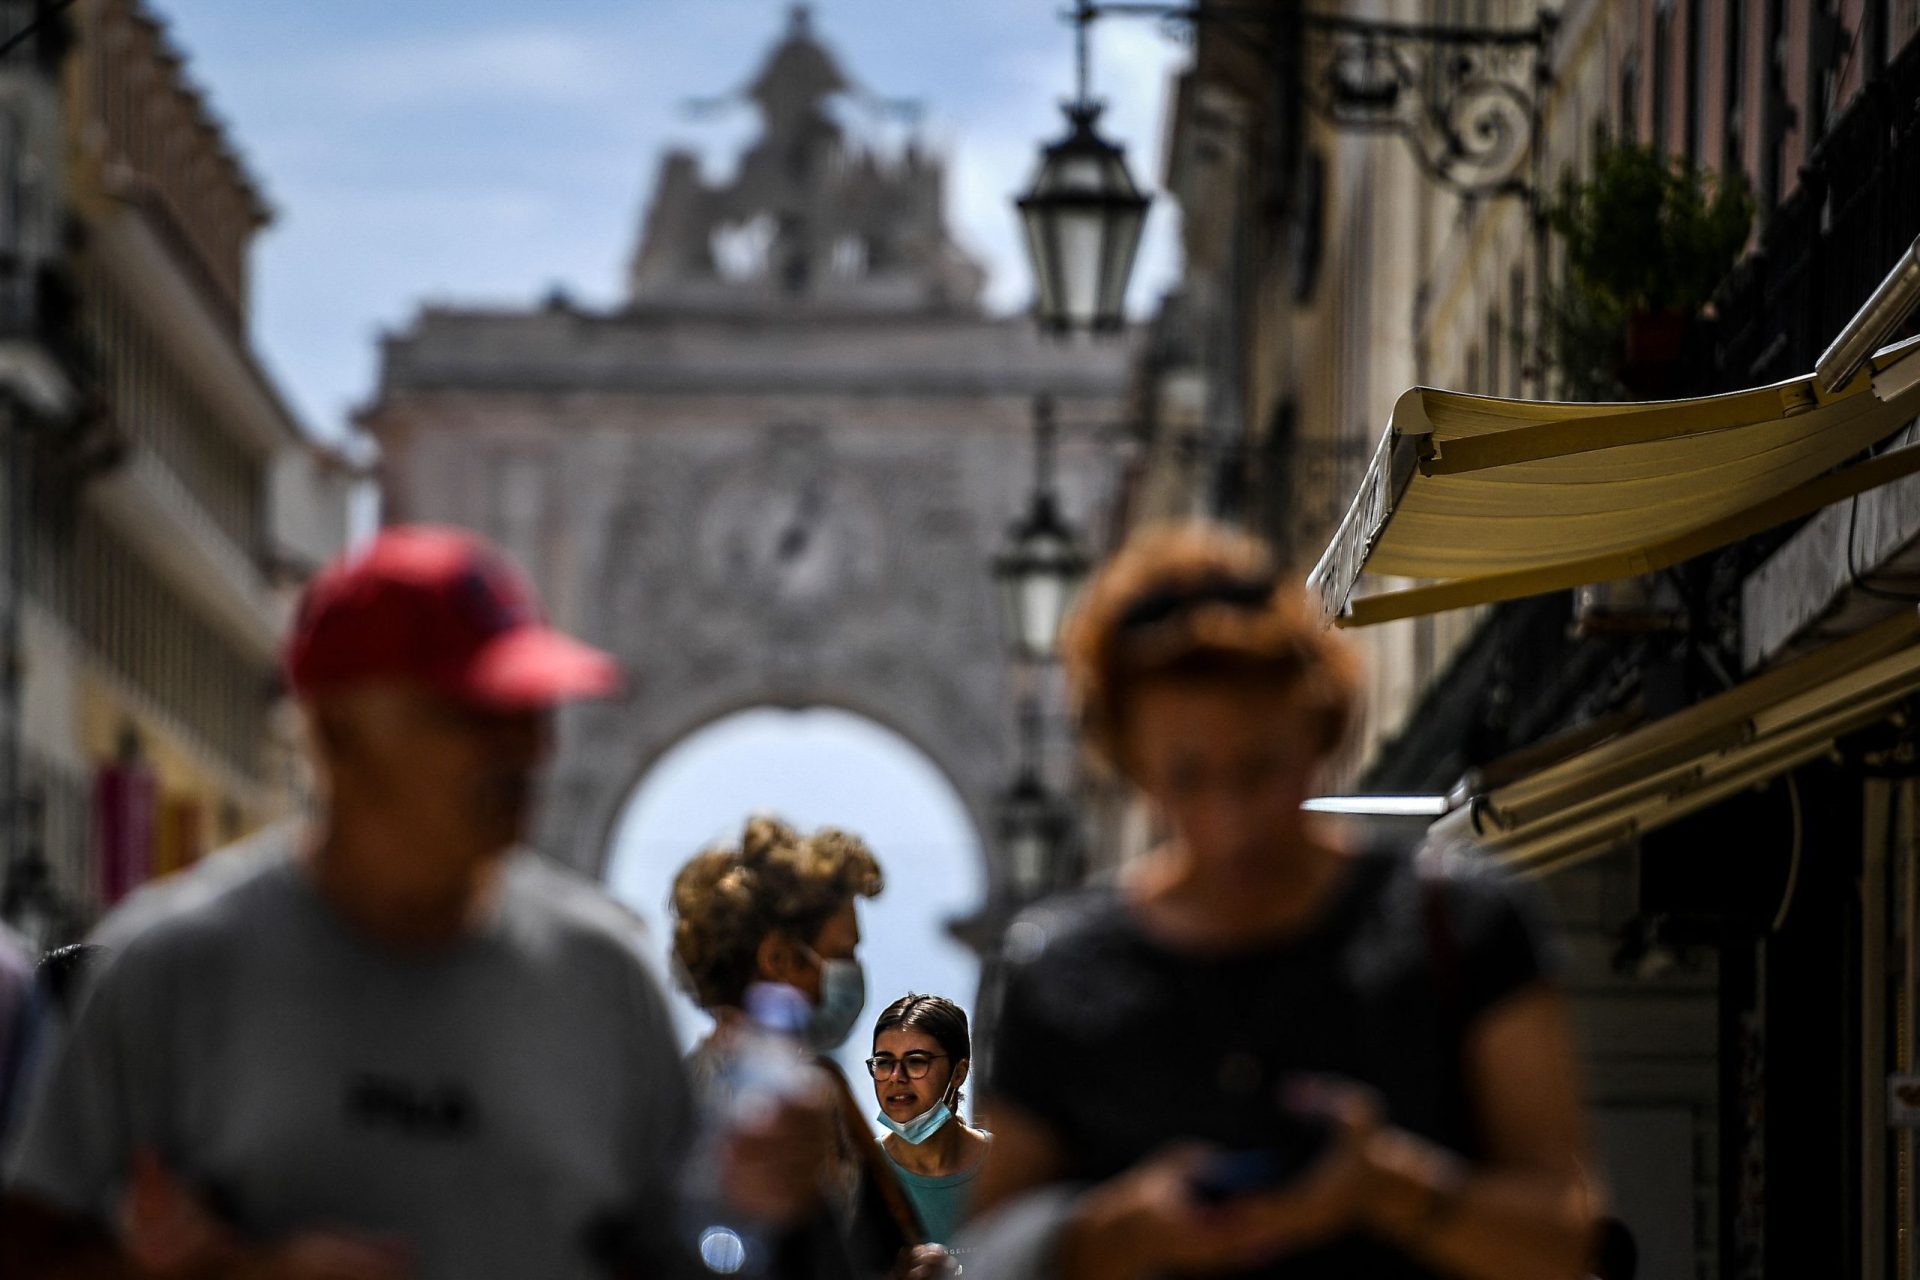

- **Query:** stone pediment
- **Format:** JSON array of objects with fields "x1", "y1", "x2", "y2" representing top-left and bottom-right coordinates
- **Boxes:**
[{"x1": 627, "y1": 5, "x2": 985, "y2": 315}]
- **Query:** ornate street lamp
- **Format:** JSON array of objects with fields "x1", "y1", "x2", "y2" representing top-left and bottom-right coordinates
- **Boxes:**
[
  {"x1": 1014, "y1": 0, "x2": 1149, "y2": 335},
  {"x1": 995, "y1": 698, "x2": 1077, "y2": 900},
  {"x1": 994, "y1": 395, "x2": 1091, "y2": 663},
  {"x1": 1016, "y1": 104, "x2": 1150, "y2": 335}
]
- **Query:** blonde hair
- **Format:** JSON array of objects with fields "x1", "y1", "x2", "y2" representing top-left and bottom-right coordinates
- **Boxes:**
[
  {"x1": 669, "y1": 814, "x2": 883, "y2": 1010},
  {"x1": 1061, "y1": 521, "x2": 1361, "y2": 779}
]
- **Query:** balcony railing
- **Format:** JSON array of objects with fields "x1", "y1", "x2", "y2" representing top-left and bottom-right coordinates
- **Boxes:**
[
  {"x1": 25, "y1": 502, "x2": 269, "y2": 783},
  {"x1": 79, "y1": 265, "x2": 268, "y2": 564},
  {"x1": 1715, "y1": 34, "x2": 1920, "y2": 390}
]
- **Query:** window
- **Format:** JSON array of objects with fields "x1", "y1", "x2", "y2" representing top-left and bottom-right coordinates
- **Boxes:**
[
  {"x1": 81, "y1": 272, "x2": 267, "y2": 559},
  {"x1": 28, "y1": 511, "x2": 267, "y2": 779},
  {"x1": 1762, "y1": 0, "x2": 1789, "y2": 207},
  {"x1": 1620, "y1": 51, "x2": 1642, "y2": 142},
  {"x1": 1807, "y1": 0, "x2": 1844, "y2": 144},
  {"x1": 1686, "y1": 0, "x2": 1708, "y2": 163},
  {"x1": 1654, "y1": 0, "x2": 1676, "y2": 152},
  {"x1": 1725, "y1": 0, "x2": 1750, "y2": 179}
]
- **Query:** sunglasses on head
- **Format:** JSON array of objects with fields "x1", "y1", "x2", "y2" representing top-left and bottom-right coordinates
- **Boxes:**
[{"x1": 1116, "y1": 573, "x2": 1279, "y2": 634}]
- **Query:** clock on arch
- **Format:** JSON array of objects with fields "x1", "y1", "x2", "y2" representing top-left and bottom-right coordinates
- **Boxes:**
[{"x1": 696, "y1": 425, "x2": 886, "y2": 606}]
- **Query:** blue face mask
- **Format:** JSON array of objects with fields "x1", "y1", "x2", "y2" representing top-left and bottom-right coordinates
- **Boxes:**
[
  {"x1": 803, "y1": 954, "x2": 867, "y2": 1053},
  {"x1": 877, "y1": 1098, "x2": 953, "y2": 1145}
]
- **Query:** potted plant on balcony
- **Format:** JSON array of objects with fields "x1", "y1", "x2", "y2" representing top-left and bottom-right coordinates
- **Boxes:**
[{"x1": 1544, "y1": 142, "x2": 1754, "y2": 400}]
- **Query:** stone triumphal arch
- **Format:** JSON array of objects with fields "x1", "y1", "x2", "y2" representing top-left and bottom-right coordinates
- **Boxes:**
[{"x1": 361, "y1": 9, "x2": 1133, "y2": 887}]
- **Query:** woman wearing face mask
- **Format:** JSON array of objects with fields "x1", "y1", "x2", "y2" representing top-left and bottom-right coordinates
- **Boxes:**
[
  {"x1": 868, "y1": 995, "x2": 990, "y2": 1248},
  {"x1": 672, "y1": 815, "x2": 941, "y2": 1280},
  {"x1": 966, "y1": 524, "x2": 1599, "y2": 1280},
  {"x1": 673, "y1": 815, "x2": 875, "y2": 1072}
]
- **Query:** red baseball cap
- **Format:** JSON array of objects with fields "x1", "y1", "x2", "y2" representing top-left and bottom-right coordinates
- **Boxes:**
[{"x1": 285, "y1": 525, "x2": 620, "y2": 707}]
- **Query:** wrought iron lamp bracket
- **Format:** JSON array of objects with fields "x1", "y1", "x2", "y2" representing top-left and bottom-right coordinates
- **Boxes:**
[{"x1": 1078, "y1": 2, "x2": 1557, "y2": 199}]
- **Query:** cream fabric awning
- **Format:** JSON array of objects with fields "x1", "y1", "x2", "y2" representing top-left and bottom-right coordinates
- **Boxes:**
[
  {"x1": 1309, "y1": 335, "x2": 1920, "y2": 628},
  {"x1": 1426, "y1": 607, "x2": 1920, "y2": 878}
]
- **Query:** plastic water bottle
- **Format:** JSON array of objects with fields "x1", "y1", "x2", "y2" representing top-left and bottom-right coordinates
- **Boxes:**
[{"x1": 690, "y1": 982, "x2": 816, "y2": 1277}]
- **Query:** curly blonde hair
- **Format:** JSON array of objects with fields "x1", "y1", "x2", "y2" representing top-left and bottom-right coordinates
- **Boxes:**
[
  {"x1": 1061, "y1": 521, "x2": 1361, "y2": 780},
  {"x1": 670, "y1": 814, "x2": 884, "y2": 1010}
]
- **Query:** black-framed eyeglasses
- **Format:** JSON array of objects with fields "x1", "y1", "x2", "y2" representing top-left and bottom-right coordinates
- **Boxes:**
[{"x1": 865, "y1": 1053, "x2": 949, "y2": 1081}]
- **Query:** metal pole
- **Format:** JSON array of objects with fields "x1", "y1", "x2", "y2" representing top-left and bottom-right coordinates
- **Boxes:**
[
  {"x1": 1016, "y1": 694, "x2": 1044, "y2": 775},
  {"x1": 1815, "y1": 235, "x2": 1920, "y2": 395},
  {"x1": 1073, "y1": 0, "x2": 1095, "y2": 107},
  {"x1": 1032, "y1": 393, "x2": 1058, "y2": 500},
  {"x1": 1, "y1": 394, "x2": 22, "y2": 893}
]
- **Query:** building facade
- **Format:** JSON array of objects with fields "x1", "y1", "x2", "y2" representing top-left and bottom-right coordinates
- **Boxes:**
[
  {"x1": 0, "y1": 0, "x2": 356, "y2": 948},
  {"x1": 362, "y1": 11, "x2": 1133, "y2": 911},
  {"x1": 1122, "y1": 0, "x2": 1920, "y2": 1273}
]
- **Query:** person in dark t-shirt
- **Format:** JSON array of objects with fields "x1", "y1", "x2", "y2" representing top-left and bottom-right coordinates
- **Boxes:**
[{"x1": 964, "y1": 523, "x2": 1599, "y2": 1280}]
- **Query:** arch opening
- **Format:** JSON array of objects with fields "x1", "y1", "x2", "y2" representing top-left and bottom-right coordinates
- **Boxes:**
[{"x1": 606, "y1": 704, "x2": 988, "y2": 1088}]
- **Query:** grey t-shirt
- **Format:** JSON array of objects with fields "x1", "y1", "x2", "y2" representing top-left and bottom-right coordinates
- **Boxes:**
[{"x1": 4, "y1": 827, "x2": 694, "y2": 1280}]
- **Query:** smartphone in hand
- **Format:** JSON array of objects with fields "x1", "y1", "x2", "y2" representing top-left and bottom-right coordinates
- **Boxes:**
[{"x1": 1187, "y1": 1112, "x2": 1335, "y2": 1205}]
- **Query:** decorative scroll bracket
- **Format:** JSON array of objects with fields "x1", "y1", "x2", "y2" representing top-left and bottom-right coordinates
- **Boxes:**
[
  {"x1": 1302, "y1": 11, "x2": 1555, "y2": 198},
  {"x1": 1083, "y1": 3, "x2": 1558, "y2": 200}
]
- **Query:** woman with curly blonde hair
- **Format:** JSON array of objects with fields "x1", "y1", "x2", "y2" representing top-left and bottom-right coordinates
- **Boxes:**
[
  {"x1": 967, "y1": 522, "x2": 1597, "y2": 1280},
  {"x1": 671, "y1": 816, "x2": 942, "y2": 1280},
  {"x1": 672, "y1": 813, "x2": 883, "y2": 1065}
]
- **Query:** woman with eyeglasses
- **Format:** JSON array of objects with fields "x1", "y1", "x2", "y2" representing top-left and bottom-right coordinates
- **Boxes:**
[
  {"x1": 965, "y1": 523, "x2": 1598, "y2": 1280},
  {"x1": 867, "y1": 995, "x2": 990, "y2": 1248}
]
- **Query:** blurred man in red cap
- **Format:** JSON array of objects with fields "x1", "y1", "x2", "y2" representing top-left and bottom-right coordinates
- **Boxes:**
[{"x1": 0, "y1": 526, "x2": 819, "y2": 1280}]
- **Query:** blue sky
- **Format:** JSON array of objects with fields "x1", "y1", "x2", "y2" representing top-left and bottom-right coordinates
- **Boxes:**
[{"x1": 157, "y1": 0, "x2": 1187, "y2": 436}]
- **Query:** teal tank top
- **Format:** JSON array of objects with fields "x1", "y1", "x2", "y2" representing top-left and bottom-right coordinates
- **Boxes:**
[{"x1": 885, "y1": 1140, "x2": 990, "y2": 1247}]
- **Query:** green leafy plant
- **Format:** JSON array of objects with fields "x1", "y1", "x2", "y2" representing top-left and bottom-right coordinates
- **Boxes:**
[
  {"x1": 1550, "y1": 143, "x2": 1754, "y2": 313},
  {"x1": 1540, "y1": 143, "x2": 1755, "y2": 399},
  {"x1": 1538, "y1": 283, "x2": 1631, "y2": 402}
]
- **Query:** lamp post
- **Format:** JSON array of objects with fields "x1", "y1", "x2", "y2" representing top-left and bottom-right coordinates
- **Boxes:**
[
  {"x1": 994, "y1": 395, "x2": 1092, "y2": 663},
  {"x1": 995, "y1": 697, "x2": 1076, "y2": 902},
  {"x1": 990, "y1": 397, "x2": 1090, "y2": 904},
  {"x1": 1014, "y1": 1, "x2": 1150, "y2": 335}
]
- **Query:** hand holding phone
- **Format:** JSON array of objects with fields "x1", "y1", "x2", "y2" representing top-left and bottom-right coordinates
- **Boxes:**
[{"x1": 1187, "y1": 1088, "x2": 1338, "y2": 1205}]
